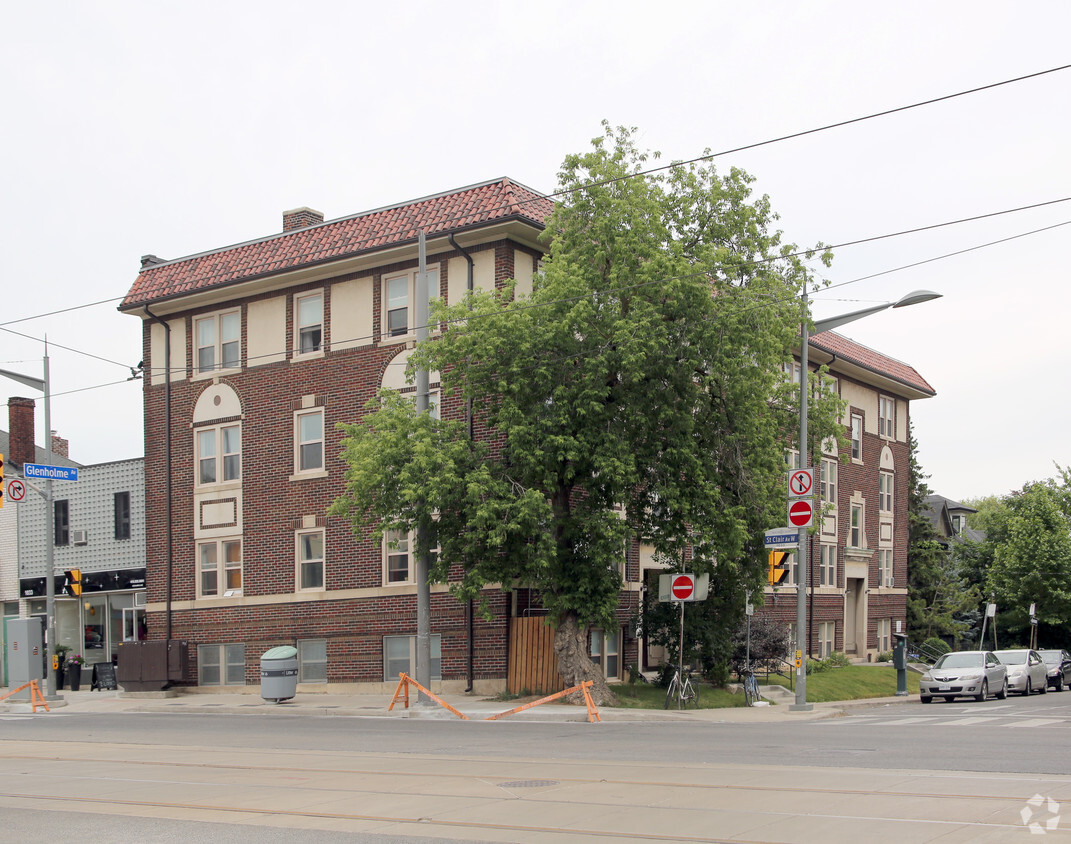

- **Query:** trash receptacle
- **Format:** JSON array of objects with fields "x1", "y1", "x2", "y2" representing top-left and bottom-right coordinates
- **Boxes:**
[{"x1": 260, "y1": 646, "x2": 299, "y2": 703}]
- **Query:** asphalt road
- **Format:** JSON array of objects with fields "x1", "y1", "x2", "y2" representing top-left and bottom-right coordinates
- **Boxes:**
[{"x1": 3, "y1": 689, "x2": 1070, "y2": 841}]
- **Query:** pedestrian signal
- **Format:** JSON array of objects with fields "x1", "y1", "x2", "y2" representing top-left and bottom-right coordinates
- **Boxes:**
[
  {"x1": 65, "y1": 568, "x2": 83, "y2": 597},
  {"x1": 768, "y1": 550, "x2": 789, "y2": 585}
]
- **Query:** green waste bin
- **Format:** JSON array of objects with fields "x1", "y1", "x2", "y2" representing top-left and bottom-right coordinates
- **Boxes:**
[{"x1": 260, "y1": 646, "x2": 299, "y2": 703}]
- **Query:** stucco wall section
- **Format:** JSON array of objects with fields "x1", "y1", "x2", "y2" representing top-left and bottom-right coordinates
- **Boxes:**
[
  {"x1": 247, "y1": 295, "x2": 286, "y2": 366},
  {"x1": 330, "y1": 277, "x2": 373, "y2": 351}
]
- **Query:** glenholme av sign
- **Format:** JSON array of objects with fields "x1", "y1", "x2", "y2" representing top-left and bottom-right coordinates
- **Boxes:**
[{"x1": 23, "y1": 463, "x2": 78, "y2": 481}]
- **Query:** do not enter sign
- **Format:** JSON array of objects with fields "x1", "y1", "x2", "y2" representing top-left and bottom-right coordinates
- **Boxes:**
[
  {"x1": 788, "y1": 499, "x2": 814, "y2": 528},
  {"x1": 671, "y1": 574, "x2": 695, "y2": 601}
]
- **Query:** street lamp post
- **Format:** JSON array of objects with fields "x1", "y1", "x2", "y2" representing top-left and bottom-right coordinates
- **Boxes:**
[{"x1": 791, "y1": 290, "x2": 941, "y2": 712}]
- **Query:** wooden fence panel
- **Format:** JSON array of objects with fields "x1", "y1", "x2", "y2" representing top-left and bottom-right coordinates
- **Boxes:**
[{"x1": 508, "y1": 616, "x2": 565, "y2": 695}]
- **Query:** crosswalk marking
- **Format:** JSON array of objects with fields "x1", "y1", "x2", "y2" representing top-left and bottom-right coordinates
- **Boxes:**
[{"x1": 1005, "y1": 718, "x2": 1065, "y2": 728}]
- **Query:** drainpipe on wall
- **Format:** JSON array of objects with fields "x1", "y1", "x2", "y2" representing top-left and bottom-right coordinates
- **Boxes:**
[
  {"x1": 144, "y1": 305, "x2": 173, "y2": 642},
  {"x1": 449, "y1": 233, "x2": 476, "y2": 692}
]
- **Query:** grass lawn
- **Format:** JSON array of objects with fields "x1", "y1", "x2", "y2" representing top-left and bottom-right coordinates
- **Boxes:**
[{"x1": 611, "y1": 665, "x2": 919, "y2": 708}]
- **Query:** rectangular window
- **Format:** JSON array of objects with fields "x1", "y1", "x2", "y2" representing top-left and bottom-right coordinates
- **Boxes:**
[
  {"x1": 195, "y1": 310, "x2": 240, "y2": 374},
  {"x1": 198, "y1": 643, "x2": 246, "y2": 686},
  {"x1": 783, "y1": 550, "x2": 798, "y2": 587},
  {"x1": 54, "y1": 499, "x2": 70, "y2": 546},
  {"x1": 383, "y1": 634, "x2": 442, "y2": 682},
  {"x1": 114, "y1": 491, "x2": 131, "y2": 540},
  {"x1": 785, "y1": 449, "x2": 800, "y2": 471},
  {"x1": 297, "y1": 529, "x2": 325, "y2": 590},
  {"x1": 296, "y1": 292, "x2": 324, "y2": 355},
  {"x1": 782, "y1": 361, "x2": 802, "y2": 384},
  {"x1": 197, "y1": 424, "x2": 241, "y2": 486},
  {"x1": 879, "y1": 396, "x2": 895, "y2": 439},
  {"x1": 850, "y1": 503, "x2": 864, "y2": 548},
  {"x1": 878, "y1": 548, "x2": 894, "y2": 587},
  {"x1": 296, "y1": 410, "x2": 324, "y2": 473},
  {"x1": 383, "y1": 268, "x2": 439, "y2": 338},
  {"x1": 819, "y1": 544, "x2": 836, "y2": 587},
  {"x1": 298, "y1": 638, "x2": 328, "y2": 683},
  {"x1": 877, "y1": 619, "x2": 891, "y2": 654},
  {"x1": 591, "y1": 629, "x2": 621, "y2": 679},
  {"x1": 198, "y1": 539, "x2": 242, "y2": 597},
  {"x1": 818, "y1": 622, "x2": 835, "y2": 658},
  {"x1": 879, "y1": 471, "x2": 894, "y2": 513},
  {"x1": 385, "y1": 529, "x2": 410, "y2": 584},
  {"x1": 850, "y1": 414, "x2": 863, "y2": 461},
  {"x1": 820, "y1": 458, "x2": 837, "y2": 506}
]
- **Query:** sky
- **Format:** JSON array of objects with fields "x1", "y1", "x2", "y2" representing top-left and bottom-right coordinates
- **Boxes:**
[{"x1": 1, "y1": 2, "x2": 1068, "y2": 502}]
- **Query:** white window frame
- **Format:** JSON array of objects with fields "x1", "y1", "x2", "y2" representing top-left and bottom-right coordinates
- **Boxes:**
[
  {"x1": 850, "y1": 413, "x2": 863, "y2": 462},
  {"x1": 296, "y1": 528, "x2": 325, "y2": 591},
  {"x1": 298, "y1": 638, "x2": 328, "y2": 683},
  {"x1": 879, "y1": 396, "x2": 895, "y2": 440},
  {"x1": 818, "y1": 621, "x2": 835, "y2": 658},
  {"x1": 878, "y1": 548, "x2": 894, "y2": 587},
  {"x1": 295, "y1": 291, "x2": 324, "y2": 356},
  {"x1": 879, "y1": 471, "x2": 894, "y2": 514},
  {"x1": 384, "y1": 529, "x2": 412, "y2": 585},
  {"x1": 782, "y1": 550, "x2": 799, "y2": 587},
  {"x1": 294, "y1": 409, "x2": 325, "y2": 475},
  {"x1": 382, "y1": 266, "x2": 439, "y2": 340},
  {"x1": 590, "y1": 628, "x2": 621, "y2": 680},
  {"x1": 850, "y1": 502, "x2": 865, "y2": 549},
  {"x1": 196, "y1": 423, "x2": 241, "y2": 487},
  {"x1": 877, "y1": 619, "x2": 891, "y2": 654},
  {"x1": 820, "y1": 458, "x2": 837, "y2": 506},
  {"x1": 383, "y1": 634, "x2": 441, "y2": 682},
  {"x1": 819, "y1": 544, "x2": 837, "y2": 587},
  {"x1": 785, "y1": 449, "x2": 800, "y2": 472},
  {"x1": 198, "y1": 643, "x2": 246, "y2": 686},
  {"x1": 195, "y1": 310, "x2": 241, "y2": 375},
  {"x1": 782, "y1": 360, "x2": 802, "y2": 384},
  {"x1": 198, "y1": 538, "x2": 243, "y2": 598}
]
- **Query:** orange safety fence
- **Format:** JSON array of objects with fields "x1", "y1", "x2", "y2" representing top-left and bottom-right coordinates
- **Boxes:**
[
  {"x1": 486, "y1": 680, "x2": 601, "y2": 723},
  {"x1": 388, "y1": 673, "x2": 470, "y2": 720},
  {"x1": 0, "y1": 679, "x2": 50, "y2": 713}
]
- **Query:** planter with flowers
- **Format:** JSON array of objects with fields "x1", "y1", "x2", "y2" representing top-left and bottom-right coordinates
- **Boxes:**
[{"x1": 67, "y1": 653, "x2": 85, "y2": 691}]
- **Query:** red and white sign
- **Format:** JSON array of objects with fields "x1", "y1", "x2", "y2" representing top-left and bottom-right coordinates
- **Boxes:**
[
  {"x1": 788, "y1": 499, "x2": 814, "y2": 527},
  {"x1": 788, "y1": 468, "x2": 814, "y2": 498},
  {"x1": 7, "y1": 479, "x2": 26, "y2": 502},
  {"x1": 671, "y1": 574, "x2": 696, "y2": 601}
]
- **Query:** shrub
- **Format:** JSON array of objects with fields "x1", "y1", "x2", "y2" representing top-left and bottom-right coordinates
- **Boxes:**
[
  {"x1": 876, "y1": 650, "x2": 894, "y2": 663},
  {"x1": 923, "y1": 637, "x2": 951, "y2": 658}
]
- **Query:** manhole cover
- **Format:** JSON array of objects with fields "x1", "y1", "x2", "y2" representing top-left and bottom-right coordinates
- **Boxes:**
[{"x1": 497, "y1": 780, "x2": 559, "y2": 788}]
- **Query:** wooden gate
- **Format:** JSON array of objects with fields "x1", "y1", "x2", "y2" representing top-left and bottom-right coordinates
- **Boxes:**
[{"x1": 507, "y1": 616, "x2": 565, "y2": 695}]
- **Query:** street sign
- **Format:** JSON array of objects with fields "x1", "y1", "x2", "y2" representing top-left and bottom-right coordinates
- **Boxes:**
[
  {"x1": 764, "y1": 527, "x2": 800, "y2": 547},
  {"x1": 7, "y1": 478, "x2": 26, "y2": 502},
  {"x1": 23, "y1": 463, "x2": 78, "y2": 482},
  {"x1": 657, "y1": 573, "x2": 709, "y2": 602},
  {"x1": 788, "y1": 468, "x2": 814, "y2": 498},
  {"x1": 671, "y1": 574, "x2": 695, "y2": 601},
  {"x1": 788, "y1": 499, "x2": 814, "y2": 527}
]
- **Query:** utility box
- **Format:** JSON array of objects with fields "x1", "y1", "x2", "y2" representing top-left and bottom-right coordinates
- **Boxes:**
[
  {"x1": 6, "y1": 618, "x2": 45, "y2": 701},
  {"x1": 260, "y1": 646, "x2": 299, "y2": 703},
  {"x1": 116, "y1": 639, "x2": 189, "y2": 691}
]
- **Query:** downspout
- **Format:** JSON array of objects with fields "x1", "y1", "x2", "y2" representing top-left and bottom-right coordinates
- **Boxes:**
[
  {"x1": 449, "y1": 233, "x2": 476, "y2": 692},
  {"x1": 144, "y1": 305, "x2": 174, "y2": 642}
]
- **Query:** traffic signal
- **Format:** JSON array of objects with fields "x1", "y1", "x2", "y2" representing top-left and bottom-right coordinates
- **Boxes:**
[
  {"x1": 0, "y1": 453, "x2": 4, "y2": 509},
  {"x1": 768, "y1": 550, "x2": 789, "y2": 585},
  {"x1": 65, "y1": 568, "x2": 83, "y2": 597}
]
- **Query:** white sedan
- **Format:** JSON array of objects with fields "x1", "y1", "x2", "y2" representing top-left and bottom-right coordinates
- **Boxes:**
[
  {"x1": 994, "y1": 649, "x2": 1049, "y2": 696},
  {"x1": 919, "y1": 650, "x2": 1009, "y2": 703}
]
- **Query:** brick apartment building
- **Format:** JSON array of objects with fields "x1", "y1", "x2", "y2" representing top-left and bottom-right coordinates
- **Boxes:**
[{"x1": 121, "y1": 177, "x2": 933, "y2": 691}]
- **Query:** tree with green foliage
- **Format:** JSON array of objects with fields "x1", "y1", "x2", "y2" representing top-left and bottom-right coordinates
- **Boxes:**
[
  {"x1": 331, "y1": 124, "x2": 841, "y2": 704},
  {"x1": 906, "y1": 423, "x2": 979, "y2": 645}
]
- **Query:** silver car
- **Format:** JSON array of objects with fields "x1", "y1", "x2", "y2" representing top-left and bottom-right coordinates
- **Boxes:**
[
  {"x1": 994, "y1": 649, "x2": 1049, "y2": 696},
  {"x1": 919, "y1": 650, "x2": 1008, "y2": 703}
]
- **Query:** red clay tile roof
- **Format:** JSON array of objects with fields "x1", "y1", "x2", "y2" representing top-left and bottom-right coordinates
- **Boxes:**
[
  {"x1": 121, "y1": 177, "x2": 553, "y2": 310},
  {"x1": 811, "y1": 331, "x2": 935, "y2": 397}
]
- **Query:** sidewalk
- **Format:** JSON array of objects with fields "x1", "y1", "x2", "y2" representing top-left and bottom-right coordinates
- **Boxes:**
[{"x1": 1, "y1": 684, "x2": 914, "y2": 722}]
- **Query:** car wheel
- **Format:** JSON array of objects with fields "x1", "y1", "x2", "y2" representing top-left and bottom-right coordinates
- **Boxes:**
[
  {"x1": 1040, "y1": 678, "x2": 1048, "y2": 694},
  {"x1": 1023, "y1": 678, "x2": 1032, "y2": 696},
  {"x1": 920, "y1": 695, "x2": 932, "y2": 704},
  {"x1": 996, "y1": 677, "x2": 1008, "y2": 699},
  {"x1": 975, "y1": 679, "x2": 988, "y2": 702},
  {"x1": 1056, "y1": 676, "x2": 1064, "y2": 692}
]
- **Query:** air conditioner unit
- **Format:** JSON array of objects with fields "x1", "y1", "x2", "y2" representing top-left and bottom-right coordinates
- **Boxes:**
[
  {"x1": 134, "y1": 592, "x2": 146, "y2": 607},
  {"x1": 72, "y1": 529, "x2": 88, "y2": 546}
]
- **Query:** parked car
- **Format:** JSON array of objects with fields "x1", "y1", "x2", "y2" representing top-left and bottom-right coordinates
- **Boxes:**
[
  {"x1": 919, "y1": 650, "x2": 1008, "y2": 703},
  {"x1": 1038, "y1": 649, "x2": 1071, "y2": 691},
  {"x1": 993, "y1": 649, "x2": 1049, "y2": 696}
]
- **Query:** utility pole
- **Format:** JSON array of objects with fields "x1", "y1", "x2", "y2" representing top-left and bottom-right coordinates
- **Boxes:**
[{"x1": 414, "y1": 231, "x2": 432, "y2": 702}]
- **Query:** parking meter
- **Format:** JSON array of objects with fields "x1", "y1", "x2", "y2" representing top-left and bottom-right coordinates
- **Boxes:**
[{"x1": 892, "y1": 632, "x2": 908, "y2": 696}]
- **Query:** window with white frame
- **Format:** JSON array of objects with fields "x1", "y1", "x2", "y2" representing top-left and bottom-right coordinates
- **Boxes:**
[
  {"x1": 818, "y1": 622, "x2": 835, "y2": 658},
  {"x1": 197, "y1": 424, "x2": 241, "y2": 486},
  {"x1": 782, "y1": 360, "x2": 802, "y2": 384},
  {"x1": 785, "y1": 449, "x2": 800, "y2": 472},
  {"x1": 850, "y1": 503, "x2": 864, "y2": 548},
  {"x1": 819, "y1": 544, "x2": 837, "y2": 587},
  {"x1": 878, "y1": 548, "x2": 893, "y2": 587},
  {"x1": 590, "y1": 628, "x2": 621, "y2": 680},
  {"x1": 384, "y1": 529, "x2": 411, "y2": 584},
  {"x1": 879, "y1": 396, "x2": 895, "y2": 439},
  {"x1": 195, "y1": 310, "x2": 240, "y2": 374},
  {"x1": 877, "y1": 619, "x2": 891, "y2": 654},
  {"x1": 850, "y1": 413, "x2": 863, "y2": 461},
  {"x1": 383, "y1": 267, "x2": 439, "y2": 338},
  {"x1": 780, "y1": 550, "x2": 798, "y2": 587},
  {"x1": 786, "y1": 623, "x2": 798, "y2": 658},
  {"x1": 297, "y1": 529, "x2": 325, "y2": 590},
  {"x1": 198, "y1": 538, "x2": 242, "y2": 597},
  {"x1": 879, "y1": 471, "x2": 894, "y2": 513},
  {"x1": 820, "y1": 458, "x2": 837, "y2": 506},
  {"x1": 295, "y1": 291, "x2": 324, "y2": 355},
  {"x1": 295, "y1": 409, "x2": 324, "y2": 473},
  {"x1": 383, "y1": 634, "x2": 441, "y2": 682},
  {"x1": 298, "y1": 638, "x2": 327, "y2": 683},
  {"x1": 198, "y1": 643, "x2": 246, "y2": 685}
]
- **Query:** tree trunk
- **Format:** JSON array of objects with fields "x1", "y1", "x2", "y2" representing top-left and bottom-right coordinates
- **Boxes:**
[{"x1": 553, "y1": 611, "x2": 618, "y2": 707}]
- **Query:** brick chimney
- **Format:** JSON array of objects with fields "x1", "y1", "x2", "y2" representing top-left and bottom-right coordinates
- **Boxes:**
[
  {"x1": 51, "y1": 430, "x2": 69, "y2": 458},
  {"x1": 283, "y1": 207, "x2": 324, "y2": 232},
  {"x1": 8, "y1": 396, "x2": 36, "y2": 467}
]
